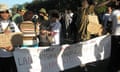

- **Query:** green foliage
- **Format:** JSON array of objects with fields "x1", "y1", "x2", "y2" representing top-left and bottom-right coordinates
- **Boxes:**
[
  {"x1": 95, "y1": 0, "x2": 107, "y2": 14},
  {"x1": 10, "y1": 0, "x2": 109, "y2": 13},
  {"x1": 95, "y1": 6, "x2": 107, "y2": 14}
]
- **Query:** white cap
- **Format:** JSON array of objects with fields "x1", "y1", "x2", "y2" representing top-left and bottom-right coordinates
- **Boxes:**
[{"x1": 0, "y1": 4, "x2": 9, "y2": 12}]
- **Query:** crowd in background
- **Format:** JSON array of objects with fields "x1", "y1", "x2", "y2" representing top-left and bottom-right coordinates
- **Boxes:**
[{"x1": 9, "y1": 2, "x2": 111, "y2": 46}]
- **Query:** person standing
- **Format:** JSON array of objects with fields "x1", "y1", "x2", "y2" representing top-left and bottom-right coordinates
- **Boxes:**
[
  {"x1": 36, "y1": 8, "x2": 51, "y2": 46},
  {"x1": 76, "y1": 0, "x2": 112, "y2": 41},
  {"x1": 0, "y1": 4, "x2": 21, "y2": 72},
  {"x1": 102, "y1": 6, "x2": 113, "y2": 33},
  {"x1": 49, "y1": 10, "x2": 61, "y2": 45},
  {"x1": 12, "y1": 5, "x2": 26, "y2": 26},
  {"x1": 64, "y1": 9, "x2": 73, "y2": 33},
  {"x1": 109, "y1": 1, "x2": 120, "y2": 72}
]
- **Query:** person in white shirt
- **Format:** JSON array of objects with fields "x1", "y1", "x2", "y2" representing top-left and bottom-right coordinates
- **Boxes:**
[
  {"x1": 49, "y1": 10, "x2": 61, "y2": 45},
  {"x1": 109, "y1": 1, "x2": 120, "y2": 72},
  {"x1": 0, "y1": 4, "x2": 20, "y2": 72}
]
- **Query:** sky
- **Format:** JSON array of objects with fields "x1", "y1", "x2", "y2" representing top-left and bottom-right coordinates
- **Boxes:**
[{"x1": 0, "y1": 0, "x2": 33, "y2": 8}]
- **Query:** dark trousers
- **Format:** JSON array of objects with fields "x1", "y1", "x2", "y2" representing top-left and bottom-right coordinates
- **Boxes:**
[
  {"x1": 0, "y1": 56, "x2": 17, "y2": 72},
  {"x1": 108, "y1": 36, "x2": 120, "y2": 72}
]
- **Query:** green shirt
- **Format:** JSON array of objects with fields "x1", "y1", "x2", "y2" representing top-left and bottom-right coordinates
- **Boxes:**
[{"x1": 12, "y1": 13, "x2": 24, "y2": 25}]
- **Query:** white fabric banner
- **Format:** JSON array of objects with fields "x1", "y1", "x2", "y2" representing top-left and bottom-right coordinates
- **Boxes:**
[
  {"x1": 13, "y1": 35, "x2": 111, "y2": 72},
  {"x1": 13, "y1": 48, "x2": 41, "y2": 72}
]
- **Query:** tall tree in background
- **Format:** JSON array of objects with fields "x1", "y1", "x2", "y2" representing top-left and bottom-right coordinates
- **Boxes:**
[{"x1": 10, "y1": 0, "x2": 113, "y2": 13}]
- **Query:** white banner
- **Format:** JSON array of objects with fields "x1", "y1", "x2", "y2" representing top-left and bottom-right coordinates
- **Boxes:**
[
  {"x1": 13, "y1": 48, "x2": 41, "y2": 72},
  {"x1": 13, "y1": 35, "x2": 111, "y2": 72},
  {"x1": 79, "y1": 35, "x2": 111, "y2": 65}
]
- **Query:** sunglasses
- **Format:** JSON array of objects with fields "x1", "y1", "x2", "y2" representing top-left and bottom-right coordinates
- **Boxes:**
[{"x1": 0, "y1": 10, "x2": 9, "y2": 13}]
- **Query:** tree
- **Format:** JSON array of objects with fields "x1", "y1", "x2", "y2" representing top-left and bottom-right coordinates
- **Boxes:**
[{"x1": 14, "y1": 0, "x2": 113, "y2": 13}]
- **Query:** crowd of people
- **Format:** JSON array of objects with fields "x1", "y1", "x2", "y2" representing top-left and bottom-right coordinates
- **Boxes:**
[{"x1": 0, "y1": 0, "x2": 120, "y2": 72}]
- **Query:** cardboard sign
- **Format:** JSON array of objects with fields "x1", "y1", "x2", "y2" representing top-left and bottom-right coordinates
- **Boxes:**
[
  {"x1": 88, "y1": 15, "x2": 99, "y2": 24},
  {"x1": 87, "y1": 15, "x2": 103, "y2": 35},
  {"x1": 0, "y1": 32, "x2": 23, "y2": 47},
  {"x1": 20, "y1": 21, "x2": 39, "y2": 35},
  {"x1": 87, "y1": 23, "x2": 103, "y2": 35}
]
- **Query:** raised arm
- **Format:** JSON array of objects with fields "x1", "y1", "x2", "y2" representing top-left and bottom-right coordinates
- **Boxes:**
[{"x1": 97, "y1": 0, "x2": 112, "y2": 7}]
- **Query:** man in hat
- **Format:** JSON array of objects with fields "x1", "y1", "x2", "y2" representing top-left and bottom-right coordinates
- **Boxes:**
[
  {"x1": 38, "y1": 8, "x2": 48, "y2": 22},
  {"x1": 12, "y1": 5, "x2": 26, "y2": 26},
  {"x1": 0, "y1": 4, "x2": 21, "y2": 72},
  {"x1": 36, "y1": 8, "x2": 51, "y2": 46}
]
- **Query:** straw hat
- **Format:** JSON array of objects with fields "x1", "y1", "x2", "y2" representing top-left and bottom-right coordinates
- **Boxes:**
[
  {"x1": 0, "y1": 4, "x2": 9, "y2": 12},
  {"x1": 39, "y1": 8, "x2": 47, "y2": 14}
]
